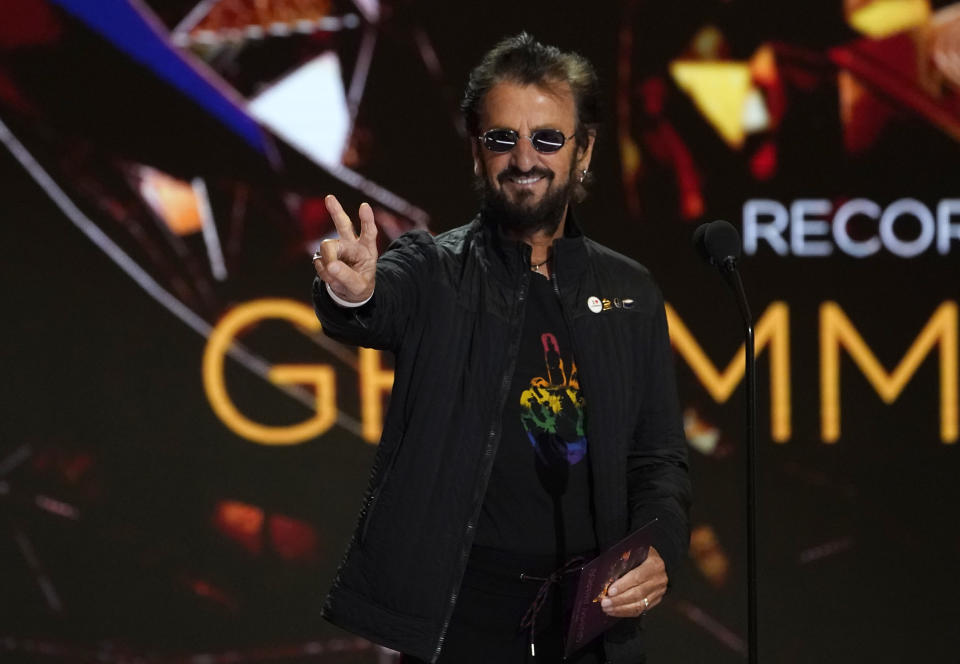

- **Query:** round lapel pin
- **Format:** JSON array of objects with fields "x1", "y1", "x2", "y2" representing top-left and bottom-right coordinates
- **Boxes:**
[{"x1": 587, "y1": 296, "x2": 603, "y2": 314}]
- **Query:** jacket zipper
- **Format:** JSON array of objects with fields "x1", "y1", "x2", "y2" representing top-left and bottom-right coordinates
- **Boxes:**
[
  {"x1": 432, "y1": 251, "x2": 532, "y2": 662},
  {"x1": 550, "y1": 252, "x2": 589, "y2": 401},
  {"x1": 550, "y1": 256, "x2": 600, "y2": 551},
  {"x1": 550, "y1": 256, "x2": 579, "y2": 375}
]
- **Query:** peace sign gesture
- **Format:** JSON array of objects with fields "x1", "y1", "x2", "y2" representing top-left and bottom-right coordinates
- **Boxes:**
[{"x1": 313, "y1": 195, "x2": 379, "y2": 304}]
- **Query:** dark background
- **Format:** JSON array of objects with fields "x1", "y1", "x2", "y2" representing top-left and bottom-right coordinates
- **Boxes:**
[{"x1": 2, "y1": 1, "x2": 959, "y2": 661}]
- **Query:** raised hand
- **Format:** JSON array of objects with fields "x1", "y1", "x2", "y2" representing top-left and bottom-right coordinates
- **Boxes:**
[{"x1": 313, "y1": 195, "x2": 379, "y2": 303}]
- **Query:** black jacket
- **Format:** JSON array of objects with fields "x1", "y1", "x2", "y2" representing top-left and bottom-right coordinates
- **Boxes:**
[{"x1": 313, "y1": 213, "x2": 690, "y2": 663}]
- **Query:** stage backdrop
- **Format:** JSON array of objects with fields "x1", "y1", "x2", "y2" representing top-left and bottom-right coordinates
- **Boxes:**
[{"x1": 2, "y1": 1, "x2": 959, "y2": 662}]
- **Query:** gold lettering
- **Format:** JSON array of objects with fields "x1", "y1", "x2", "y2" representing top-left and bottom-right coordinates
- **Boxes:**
[
  {"x1": 359, "y1": 348, "x2": 395, "y2": 443},
  {"x1": 665, "y1": 302, "x2": 792, "y2": 442},
  {"x1": 203, "y1": 299, "x2": 337, "y2": 445},
  {"x1": 820, "y1": 301, "x2": 957, "y2": 444}
]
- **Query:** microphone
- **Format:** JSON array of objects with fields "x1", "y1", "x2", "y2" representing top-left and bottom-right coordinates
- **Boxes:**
[
  {"x1": 691, "y1": 217, "x2": 759, "y2": 664},
  {"x1": 693, "y1": 220, "x2": 741, "y2": 271}
]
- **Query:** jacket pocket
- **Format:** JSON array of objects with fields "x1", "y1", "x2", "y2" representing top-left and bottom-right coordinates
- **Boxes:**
[
  {"x1": 358, "y1": 432, "x2": 404, "y2": 546},
  {"x1": 358, "y1": 488, "x2": 381, "y2": 547}
]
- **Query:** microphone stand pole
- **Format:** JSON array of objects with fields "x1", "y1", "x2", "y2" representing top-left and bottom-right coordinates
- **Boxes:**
[{"x1": 721, "y1": 259, "x2": 758, "y2": 664}]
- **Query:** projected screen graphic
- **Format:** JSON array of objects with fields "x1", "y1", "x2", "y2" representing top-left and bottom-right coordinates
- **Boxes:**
[{"x1": 1, "y1": 1, "x2": 958, "y2": 662}]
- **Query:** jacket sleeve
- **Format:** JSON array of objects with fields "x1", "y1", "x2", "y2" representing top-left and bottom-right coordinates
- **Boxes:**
[
  {"x1": 313, "y1": 230, "x2": 436, "y2": 352},
  {"x1": 627, "y1": 286, "x2": 691, "y2": 581}
]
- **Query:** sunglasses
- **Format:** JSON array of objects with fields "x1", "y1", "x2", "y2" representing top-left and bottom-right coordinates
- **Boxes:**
[{"x1": 478, "y1": 128, "x2": 573, "y2": 154}]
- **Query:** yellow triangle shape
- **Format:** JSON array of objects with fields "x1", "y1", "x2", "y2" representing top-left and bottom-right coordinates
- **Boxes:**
[
  {"x1": 670, "y1": 61, "x2": 752, "y2": 149},
  {"x1": 847, "y1": 0, "x2": 930, "y2": 39}
]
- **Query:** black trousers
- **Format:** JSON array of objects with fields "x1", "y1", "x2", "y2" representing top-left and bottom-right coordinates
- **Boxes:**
[{"x1": 402, "y1": 546, "x2": 606, "y2": 664}]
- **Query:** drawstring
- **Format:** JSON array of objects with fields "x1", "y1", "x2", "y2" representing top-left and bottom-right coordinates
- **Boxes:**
[{"x1": 518, "y1": 557, "x2": 585, "y2": 660}]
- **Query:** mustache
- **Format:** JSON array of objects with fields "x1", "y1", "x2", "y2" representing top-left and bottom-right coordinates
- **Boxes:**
[{"x1": 496, "y1": 167, "x2": 554, "y2": 184}]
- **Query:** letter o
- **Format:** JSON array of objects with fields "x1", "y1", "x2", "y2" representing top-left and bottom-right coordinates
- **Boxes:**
[{"x1": 879, "y1": 199, "x2": 935, "y2": 258}]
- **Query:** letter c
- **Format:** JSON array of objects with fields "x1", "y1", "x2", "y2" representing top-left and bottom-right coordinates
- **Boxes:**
[{"x1": 833, "y1": 198, "x2": 881, "y2": 257}]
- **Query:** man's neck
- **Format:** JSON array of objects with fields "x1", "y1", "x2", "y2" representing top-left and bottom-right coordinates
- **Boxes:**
[{"x1": 505, "y1": 206, "x2": 568, "y2": 268}]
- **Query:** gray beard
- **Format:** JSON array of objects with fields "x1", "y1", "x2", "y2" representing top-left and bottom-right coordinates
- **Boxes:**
[{"x1": 476, "y1": 168, "x2": 574, "y2": 237}]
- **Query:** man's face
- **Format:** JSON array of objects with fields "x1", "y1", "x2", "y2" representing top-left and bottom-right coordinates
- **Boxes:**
[{"x1": 473, "y1": 81, "x2": 594, "y2": 236}]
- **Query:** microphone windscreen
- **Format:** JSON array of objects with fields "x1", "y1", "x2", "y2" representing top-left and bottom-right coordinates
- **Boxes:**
[
  {"x1": 704, "y1": 220, "x2": 741, "y2": 264},
  {"x1": 692, "y1": 223, "x2": 711, "y2": 263}
]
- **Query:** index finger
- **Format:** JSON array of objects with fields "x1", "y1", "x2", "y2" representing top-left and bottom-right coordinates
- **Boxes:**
[
  {"x1": 609, "y1": 566, "x2": 645, "y2": 594},
  {"x1": 609, "y1": 552, "x2": 662, "y2": 595},
  {"x1": 324, "y1": 195, "x2": 358, "y2": 240},
  {"x1": 357, "y1": 202, "x2": 378, "y2": 252}
]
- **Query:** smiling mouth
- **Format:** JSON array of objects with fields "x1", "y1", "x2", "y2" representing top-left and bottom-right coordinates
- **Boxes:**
[{"x1": 507, "y1": 175, "x2": 544, "y2": 186}]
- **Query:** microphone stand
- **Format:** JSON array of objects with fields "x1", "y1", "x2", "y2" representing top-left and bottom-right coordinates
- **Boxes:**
[{"x1": 720, "y1": 258, "x2": 759, "y2": 664}]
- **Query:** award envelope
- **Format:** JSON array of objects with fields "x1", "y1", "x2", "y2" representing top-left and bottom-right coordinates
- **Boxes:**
[{"x1": 564, "y1": 518, "x2": 658, "y2": 659}]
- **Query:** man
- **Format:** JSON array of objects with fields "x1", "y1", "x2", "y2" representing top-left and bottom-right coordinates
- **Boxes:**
[{"x1": 312, "y1": 33, "x2": 690, "y2": 664}]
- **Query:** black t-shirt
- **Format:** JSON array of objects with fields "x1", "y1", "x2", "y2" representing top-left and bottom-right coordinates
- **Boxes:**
[{"x1": 475, "y1": 273, "x2": 597, "y2": 556}]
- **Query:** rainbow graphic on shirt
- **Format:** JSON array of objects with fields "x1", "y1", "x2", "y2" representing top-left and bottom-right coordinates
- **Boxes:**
[{"x1": 519, "y1": 333, "x2": 588, "y2": 465}]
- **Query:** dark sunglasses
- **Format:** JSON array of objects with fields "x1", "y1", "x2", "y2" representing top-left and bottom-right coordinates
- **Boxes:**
[{"x1": 478, "y1": 128, "x2": 573, "y2": 154}]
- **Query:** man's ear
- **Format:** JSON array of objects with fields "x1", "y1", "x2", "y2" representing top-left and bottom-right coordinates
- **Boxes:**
[
  {"x1": 471, "y1": 139, "x2": 481, "y2": 176},
  {"x1": 576, "y1": 129, "x2": 597, "y2": 172}
]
